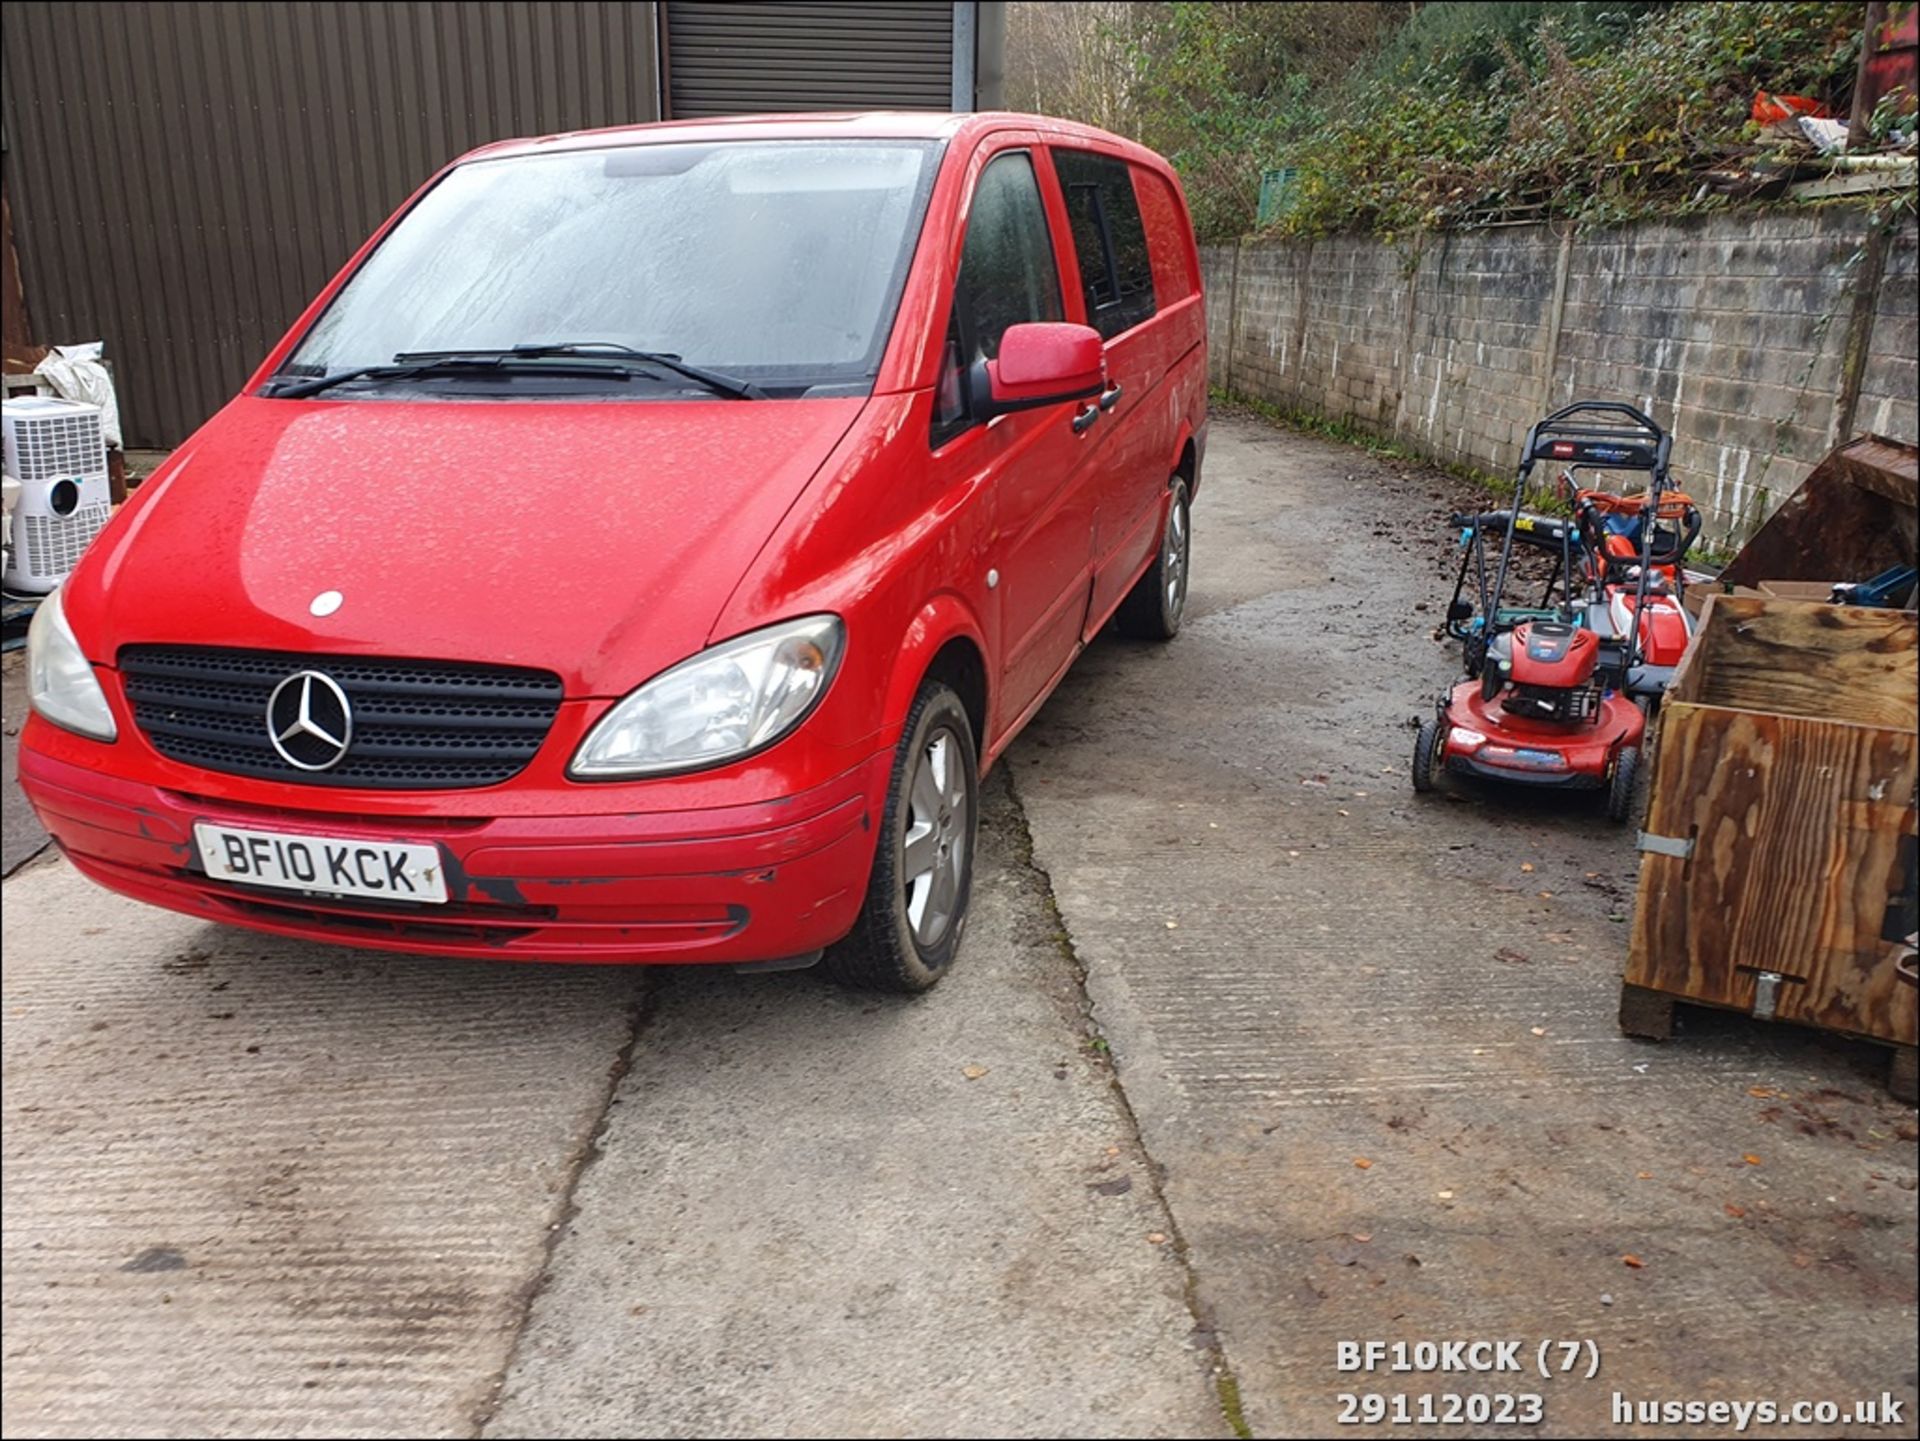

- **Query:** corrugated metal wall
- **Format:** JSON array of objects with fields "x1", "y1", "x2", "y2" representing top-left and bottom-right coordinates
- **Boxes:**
[
  {"x1": 665, "y1": 1, "x2": 958, "y2": 117},
  {"x1": 2, "y1": 2, "x2": 662, "y2": 448}
]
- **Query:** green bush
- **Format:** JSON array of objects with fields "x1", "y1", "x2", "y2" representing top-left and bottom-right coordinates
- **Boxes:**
[
  {"x1": 1144, "y1": 0, "x2": 1867, "y2": 240},
  {"x1": 1122, "y1": 2, "x2": 1403, "y2": 238}
]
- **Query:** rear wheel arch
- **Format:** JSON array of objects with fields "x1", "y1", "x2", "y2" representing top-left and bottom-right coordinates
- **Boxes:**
[
  {"x1": 1170, "y1": 421, "x2": 1199, "y2": 498},
  {"x1": 1114, "y1": 475, "x2": 1190, "y2": 641}
]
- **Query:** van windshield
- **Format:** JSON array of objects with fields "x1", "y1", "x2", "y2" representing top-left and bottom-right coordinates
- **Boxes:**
[{"x1": 281, "y1": 140, "x2": 942, "y2": 397}]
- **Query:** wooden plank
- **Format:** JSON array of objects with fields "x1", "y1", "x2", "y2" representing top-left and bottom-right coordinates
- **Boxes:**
[
  {"x1": 1788, "y1": 167, "x2": 1918, "y2": 200},
  {"x1": 1672, "y1": 596, "x2": 1918, "y2": 729},
  {"x1": 1628, "y1": 702, "x2": 1918, "y2": 1046},
  {"x1": 1682, "y1": 582, "x2": 1766, "y2": 622},
  {"x1": 1618, "y1": 983, "x2": 1676, "y2": 1040},
  {"x1": 1755, "y1": 579, "x2": 1841, "y2": 602}
]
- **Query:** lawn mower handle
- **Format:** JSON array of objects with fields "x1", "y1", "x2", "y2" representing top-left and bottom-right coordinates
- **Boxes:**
[
  {"x1": 1457, "y1": 399, "x2": 1676, "y2": 687},
  {"x1": 1519, "y1": 400, "x2": 1673, "y2": 478},
  {"x1": 1538, "y1": 400, "x2": 1663, "y2": 432}
]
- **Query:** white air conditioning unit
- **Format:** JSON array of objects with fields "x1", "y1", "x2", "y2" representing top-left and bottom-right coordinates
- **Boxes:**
[{"x1": 2, "y1": 395, "x2": 112, "y2": 594}]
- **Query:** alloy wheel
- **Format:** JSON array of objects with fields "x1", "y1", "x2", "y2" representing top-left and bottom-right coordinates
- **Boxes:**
[
  {"x1": 1164, "y1": 493, "x2": 1189, "y2": 622},
  {"x1": 902, "y1": 727, "x2": 969, "y2": 947}
]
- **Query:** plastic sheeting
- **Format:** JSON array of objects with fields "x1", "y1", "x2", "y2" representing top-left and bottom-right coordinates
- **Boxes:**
[{"x1": 32, "y1": 343, "x2": 123, "y2": 450}]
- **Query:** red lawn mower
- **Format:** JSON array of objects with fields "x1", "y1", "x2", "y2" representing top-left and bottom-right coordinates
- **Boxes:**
[
  {"x1": 1413, "y1": 401, "x2": 1691, "y2": 821},
  {"x1": 1569, "y1": 474, "x2": 1700, "y2": 700}
]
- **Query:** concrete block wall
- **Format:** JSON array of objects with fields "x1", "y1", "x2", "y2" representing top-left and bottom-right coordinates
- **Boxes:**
[
  {"x1": 1858, "y1": 219, "x2": 1918, "y2": 446},
  {"x1": 1402, "y1": 227, "x2": 1564, "y2": 476},
  {"x1": 1221, "y1": 243, "x2": 1310, "y2": 404},
  {"x1": 1199, "y1": 245, "x2": 1236, "y2": 387},
  {"x1": 1554, "y1": 212, "x2": 1858, "y2": 539},
  {"x1": 1203, "y1": 207, "x2": 1920, "y2": 547},
  {"x1": 1293, "y1": 237, "x2": 1408, "y2": 431}
]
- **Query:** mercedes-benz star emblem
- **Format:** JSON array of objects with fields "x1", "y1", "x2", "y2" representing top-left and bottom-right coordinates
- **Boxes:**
[{"x1": 266, "y1": 670, "x2": 353, "y2": 771}]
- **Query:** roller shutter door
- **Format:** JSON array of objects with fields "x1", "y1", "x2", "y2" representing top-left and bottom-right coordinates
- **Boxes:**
[{"x1": 666, "y1": 2, "x2": 957, "y2": 117}]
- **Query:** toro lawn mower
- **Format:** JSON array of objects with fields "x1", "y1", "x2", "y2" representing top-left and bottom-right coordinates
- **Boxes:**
[
  {"x1": 1413, "y1": 401, "x2": 1686, "y2": 820},
  {"x1": 1567, "y1": 460, "x2": 1701, "y2": 700}
]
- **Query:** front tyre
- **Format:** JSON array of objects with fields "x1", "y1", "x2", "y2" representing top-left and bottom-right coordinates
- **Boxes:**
[
  {"x1": 1605, "y1": 745, "x2": 1640, "y2": 823},
  {"x1": 821, "y1": 681, "x2": 979, "y2": 993},
  {"x1": 1412, "y1": 718, "x2": 1442, "y2": 794},
  {"x1": 1115, "y1": 478, "x2": 1191, "y2": 641}
]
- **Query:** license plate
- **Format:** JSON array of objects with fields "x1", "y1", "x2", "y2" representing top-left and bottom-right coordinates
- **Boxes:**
[{"x1": 193, "y1": 822, "x2": 449, "y2": 904}]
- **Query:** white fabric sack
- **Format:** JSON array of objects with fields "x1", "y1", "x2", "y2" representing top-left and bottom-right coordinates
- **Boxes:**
[{"x1": 33, "y1": 342, "x2": 123, "y2": 450}]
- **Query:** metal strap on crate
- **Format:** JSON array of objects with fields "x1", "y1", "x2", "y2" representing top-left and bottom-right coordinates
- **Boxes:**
[{"x1": 1637, "y1": 830, "x2": 1694, "y2": 859}]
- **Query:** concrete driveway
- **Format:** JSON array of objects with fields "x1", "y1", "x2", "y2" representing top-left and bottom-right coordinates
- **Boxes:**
[
  {"x1": 4, "y1": 650, "x2": 51, "y2": 876},
  {"x1": 4, "y1": 414, "x2": 1915, "y2": 1438}
]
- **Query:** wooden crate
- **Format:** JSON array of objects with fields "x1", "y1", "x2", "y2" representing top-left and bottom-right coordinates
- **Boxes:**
[{"x1": 1621, "y1": 596, "x2": 1919, "y2": 1098}]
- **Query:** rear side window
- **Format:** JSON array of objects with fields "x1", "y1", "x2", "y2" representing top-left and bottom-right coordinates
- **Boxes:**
[
  {"x1": 1134, "y1": 167, "x2": 1201, "y2": 303},
  {"x1": 1052, "y1": 148, "x2": 1156, "y2": 340},
  {"x1": 933, "y1": 151, "x2": 1064, "y2": 435}
]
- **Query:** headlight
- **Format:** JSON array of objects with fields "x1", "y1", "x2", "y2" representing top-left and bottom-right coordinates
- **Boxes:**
[
  {"x1": 27, "y1": 588, "x2": 117, "y2": 741},
  {"x1": 570, "y1": 615, "x2": 844, "y2": 778}
]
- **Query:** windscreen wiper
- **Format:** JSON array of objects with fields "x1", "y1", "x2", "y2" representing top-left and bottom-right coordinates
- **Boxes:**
[
  {"x1": 490, "y1": 343, "x2": 767, "y2": 400},
  {"x1": 267, "y1": 345, "x2": 766, "y2": 401},
  {"x1": 263, "y1": 353, "x2": 635, "y2": 399}
]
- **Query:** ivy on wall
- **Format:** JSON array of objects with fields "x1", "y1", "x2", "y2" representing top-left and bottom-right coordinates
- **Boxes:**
[
  {"x1": 1272, "y1": 1, "x2": 1873, "y2": 238},
  {"x1": 1100, "y1": 1, "x2": 1882, "y2": 242}
]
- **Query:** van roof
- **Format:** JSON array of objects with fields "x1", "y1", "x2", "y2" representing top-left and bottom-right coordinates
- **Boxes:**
[{"x1": 463, "y1": 111, "x2": 1169, "y2": 172}]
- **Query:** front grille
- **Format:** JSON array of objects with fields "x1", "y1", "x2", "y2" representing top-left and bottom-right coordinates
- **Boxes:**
[{"x1": 120, "y1": 645, "x2": 563, "y2": 789}]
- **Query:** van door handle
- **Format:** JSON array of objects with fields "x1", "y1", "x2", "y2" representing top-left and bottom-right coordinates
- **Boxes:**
[
  {"x1": 1098, "y1": 383, "x2": 1123, "y2": 412},
  {"x1": 1071, "y1": 404, "x2": 1100, "y2": 435}
]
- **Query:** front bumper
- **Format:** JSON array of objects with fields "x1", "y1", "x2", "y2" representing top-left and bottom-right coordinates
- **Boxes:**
[
  {"x1": 1443, "y1": 754, "x2": 1604, "y2": 789},
  {"x1": 19, "y1": 732, "x2": 888, "y2": 965}
]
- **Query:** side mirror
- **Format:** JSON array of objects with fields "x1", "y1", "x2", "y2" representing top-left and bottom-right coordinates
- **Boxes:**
[{"x1": 970, "y1": 322, "x2": 1105, "y2": 419}]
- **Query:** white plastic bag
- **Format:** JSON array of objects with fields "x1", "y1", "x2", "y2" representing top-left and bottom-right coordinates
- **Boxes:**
[
  {"x1": 33, "y1": 342, "x2": 123, "y2": 450},
  {"x1": 1796, "y1": 115, "x2": 1849, "y2": 155}
]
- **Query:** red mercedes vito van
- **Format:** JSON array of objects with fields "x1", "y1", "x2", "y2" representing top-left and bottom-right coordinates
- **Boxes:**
[{"x1": 21, "y1": 112, "x2": 1207, "y2": 992}]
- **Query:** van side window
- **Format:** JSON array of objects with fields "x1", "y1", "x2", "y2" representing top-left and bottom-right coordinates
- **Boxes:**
[
  {"x1": 1134, "y1": 166, "x2": 1201, "y2": 302},
  {"x1": 1052, "y1": 148, "x2": 1156, "y2": 340},
  {"x1": 934, "y1": 152, "x2": 1063, "y2": 437},
  {"x1": 959, "y1": 153, "x2": 1066, "y2": 359}
]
